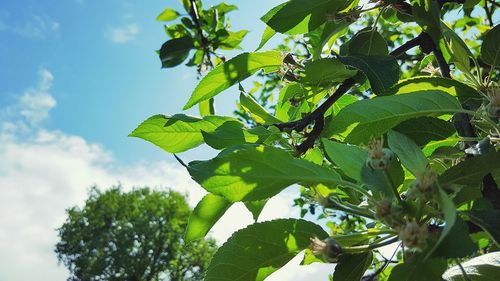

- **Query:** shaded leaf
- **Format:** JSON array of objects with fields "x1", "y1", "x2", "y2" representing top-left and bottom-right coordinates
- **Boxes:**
[
  {"x1": 205, "y1": 219, "x2": 328, "y2": 281},
  {"x1": 464, "y1": 210, "x2": 500, "y2": 247},
  {"x1": 322, "y1": 139, "x2": 367, "y2": 181},
  {"x1": 244, "y1": 200, "x2": 268, "y2": 222},
  {"x1": 301, "y1": 58, "x2": 357, "y2": 87},
  {"x1": 338, "y1": 55, "x2": 399, "y2": 95},
  {"x1": 439, "y1": 151, "x2": 500, "y2": 187},
  {"x1": 388, "y1": 258, "x2": 447, "y2": 281},
  {"x1": 333, "y1": 251, "x2": 373, "y2": 281},
  {"x1": 393, "y1": 117, "x2": 456, "y2": 146},
  {"x1": 159, "y1": 36, "x2": 194, "y2": 68},
  {"x1": 388, "y1": 130, "x2": 428, "y2": 176},
  {"x1": 481, "y1": 24, "x2": 500, "y2": 67},
  {"x1": 348, "y1": 29, "x2": 388, "y2": 56},
  {"x1": 433, "y1": 217, "x2": 477, "y2": 258}
]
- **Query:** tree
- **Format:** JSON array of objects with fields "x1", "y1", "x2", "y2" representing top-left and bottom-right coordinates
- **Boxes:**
[
  {"x1": 55, "y1": 186, "x2": 217, "y2": 281},
  {"x1": 130, "y1": 0, "x2": 500, "y2": 280}
]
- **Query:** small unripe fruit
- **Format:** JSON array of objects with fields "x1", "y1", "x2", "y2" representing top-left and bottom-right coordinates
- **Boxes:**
[
  {"x1": 398, "y1": 221, "x2": 428, "y2": 250},
  {"x1": 366, "y1": 139, "x2": 393, "y2": 170},
  {"x1": 310, "y1": 236, "x2": 343, "y2": 262}
]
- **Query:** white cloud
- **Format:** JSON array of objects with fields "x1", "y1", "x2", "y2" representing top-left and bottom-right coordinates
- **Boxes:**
[
  {"x1": 108, "y1": 23, "x2": 139, "y2": 43},
  {"x1": 0, "y1": 69, "x2": 335, "y2": 281}
]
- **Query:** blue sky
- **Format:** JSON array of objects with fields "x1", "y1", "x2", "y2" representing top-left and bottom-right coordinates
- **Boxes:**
[
  {"x1": 0, "y1": 0, "x2": 283, "y2": 163},
  {"x1": 0, "y1": 1, "x2": 339, "y2": 280}
]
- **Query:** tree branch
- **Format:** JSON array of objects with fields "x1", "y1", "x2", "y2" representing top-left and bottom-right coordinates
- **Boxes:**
[
  {"x1": 188, "y1": 0, "x2": 213, "y2": 67},
  {"x1": 274, "y1": 32, "x2": 434, "y2": 154}
]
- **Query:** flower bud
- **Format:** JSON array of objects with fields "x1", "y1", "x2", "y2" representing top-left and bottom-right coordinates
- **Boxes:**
[
  {"x1": 407, "y1": 167, "x2": 437, "y2": 201},
  {"x1": 366, "y1": 138, "x2": 393, "y2": 170},
  {"x1": 310, "y1": 236, "x2": 343, "y2": 262},
  {"x1": 398, "y1": 221, "x2": 428, "y2": 250}
]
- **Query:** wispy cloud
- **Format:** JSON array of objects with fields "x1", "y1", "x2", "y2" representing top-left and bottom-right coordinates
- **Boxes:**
[
  {"x1": 0, "y1": 10, "x2": 59, "y2": 39},
  {"x1": 108, "y1": 23, "x2": 139, "y2": 43}
]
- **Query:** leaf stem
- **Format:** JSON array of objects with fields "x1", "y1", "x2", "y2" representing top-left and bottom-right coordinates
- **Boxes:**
[{"x1": 343, "y1": 236, "x2": 399, "y2": 253}]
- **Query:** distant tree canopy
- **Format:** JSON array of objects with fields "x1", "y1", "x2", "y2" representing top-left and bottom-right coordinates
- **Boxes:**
[{"x1": 55, "y1": 187, "x2": 217, "y2": 281}]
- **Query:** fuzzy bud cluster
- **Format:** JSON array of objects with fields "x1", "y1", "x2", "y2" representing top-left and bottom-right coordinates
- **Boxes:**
[
  {"x1": 309, "y1": 236, "x2": 343, "y2": 263},
  {"x1": 366, "y1": 138, "x2": 393, "y2": 170},
  {"x1": 398, "y1": 221, "x2": 429, "y2": 250},
  {"x1": 486, "y1": 87, "x2": 500, "y2": 118},
  {"x1": 374, "y1": 199, "x2": 403, "y2": 228},
  {"x1": 407, "y1": 167, "x2": 437, "y2": 201}
]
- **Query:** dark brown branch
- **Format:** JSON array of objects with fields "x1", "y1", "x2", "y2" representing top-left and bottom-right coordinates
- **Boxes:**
[
  {"x1": 188, "y1": 0, "x2": 213, "y2": 67},
  {"x1": 434, "y1": 48, "x2": 451, "y2": 78}
]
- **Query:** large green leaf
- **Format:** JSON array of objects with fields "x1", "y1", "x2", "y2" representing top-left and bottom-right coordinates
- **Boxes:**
[
  {"x1": 187, "y1": 145, "x2": 343, "y2": 202},
  {"x1": 426, "y1": 187, "x2": 457, "y2": 259},
  {"x1": 244, "y1": 200, "x2": 268, "y2": 222},
  {"x1": 333, "y1": 252, "x2": 373, "y2": 281},
  {"x1": 393, "y1": 117, "x2": 456, "y2": 146},
  {"x1": 308, "y1": 20, "x2": 351, "y2": 59},
  {"x1": 159, "y1": 36, "x2": 194, "y2": 68},
  {"x1": 348, "y1": 29, "x2": 388, "y2": 56},
  {"x1": 202, "y1": 121, "x2": 279, "y2": 150},
  {"x1": 481, "y1": 24, "x2": 500, "y2": 67},
  {"x1": 301, "y1": 58, "x2": 357, "y2": 87},
  {"x1": 387, "y1": 130, "x2": 428, "y2": 176},
  {"x1": 443, "y1": 252, "x2": 500, "y2": 281},
  {"x1": 322, "y1": 139, "x2": 367, "y2": 181},
  {"x1": 185, "y1": 193, "x2": 232, "y2": 243},
  {"x1": 325, "y1": 90, "x2": 464, "y2": 144},
  {"x1": 412, "y1": 0, "x2": 442, "y2": 43},
  {"x1": 388, "y1": 259, "x2": 447, "y2": 281},
  {"x1": 205, "y1": 219, "x2": 328, "y2": 281},
  {"x1": 432, "y1": 217, "x2": 477, "y2": 258},
  {"x1": 260, "y1": 0, "x2": 351, "y2": 35},
  {"x1": 439, "y1": 151, "x2": 500, "y2": 187},
  {"x1": 183, "y1": 51, "x2": 283, "y2": 109},
  {"x1": 360, "y1": 157, "x2": 405, "y2": 199},
  {"x1": 382, "y1": 76, "x2": 482, "y2": 106},
  {"x1": 338, "y1": 55, "x2": 399, "y2": 95},
  {"x1": 129, "y1": 114, "x2": 233, "y2": 153},
  {"x1": 464, "y1": 210, "x2": 500, "y2": 247}
]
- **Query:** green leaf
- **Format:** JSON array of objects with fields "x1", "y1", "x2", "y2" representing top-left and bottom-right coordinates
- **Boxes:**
[
  {"x1": 183, "y1": 51, "x2": 283, "y2": 109},
  {"x1": 325, "y1": 90, "x2": 464, "y2": 144},
  {"x1": 412, "y1": 0, "x2": 442, "y2": 43},
  {"x1": 360, "y1": 157, "x2": 405, "y2": 199},
  {"x1": 464, "y1": 210, "x2": 500, "y2": 247},
  {"x1": 443, "y1": 252, "x2": 500, "y2": 281},
  {"x1": 217, "y1": 30, "x2": 249, "y2": 50},
  {"x1": 481, "y1": 24, "x2": 500, "y2": 67},
  {"x1": 244, "y1": 200, "x2": 268, "y2": 222},
  {"x1": 439, "y1": 151, "x2": 500, "y2": 187},
  {"x1": 393, "y1": 117, "x2": 456, "y2": 146},
  {"x1": 333, "y1": 252, "x2": 373, "y2": 281},
  {"x1": 382, "y1": 76, "x2": 482, "y2": 106},
  {"x1": 308, "y1": 20, "x2": 351, "y2": 59},
  {"x1": 156, "y1": 8, "x2": 180, "y2": 22},
  {"x1": 322, "y1": 139, "x2": 367, "y2": 181},
  {"x1": 260, "y1": 0, "x2": 352, "y2": 35},
  {"x1": 426, "y1": 187, "x2": 457, "y2": 259},
  {"x1": 159, "y1": 36, "x2": 194, "y2": 68},
  {"x1": 442, "y1": 22, "x2": 473, "y2": 72},
  {"x1": 199, "y1": 98, "x2": 215, "y2": 117},
  {"x1": 202, "y1": 121, "x2": 279, "y2": 150},
  {"x1": 301, "y1": 58, "x2": 357, "y2": 87},
  {"x1": 338, "y1": 55, "x2": 399, "y2": 95},
  {"x1": 239, "y1": 92, "x2": 282, "y2": 125},
  {"x1": 433, "y1": 217, "x2": 477, "y2": 258},
  {"x1": 388, "y1": 130, "x2": 428, "y2": 176},
  {"x1": 205, "y1": 219, "x2": 328, "y2": 281},
  {"x1": 129, "y1": 114, "x2": 234, "y2": 153},
  {"x1": 187, "y1": 145, "x2": 343, "y2": 201},
  {"x1": 388, "y1": 259, "x2": 447, "y2": 281},
  {"x1": 256, "y1": 26, "x2": 276, "y2": 51},
  {"x1": 185, "y1": 193, "x2": 232, "y2": 243},
  {"x1": 348, "y1": 29, "x2": 388, "y2": 56}
]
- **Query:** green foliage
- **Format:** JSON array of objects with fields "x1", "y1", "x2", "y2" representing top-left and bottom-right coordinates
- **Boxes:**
[
  {"x1": 205, "y1": 219, "x2": 328, "y2": 281},
  {"x1": 55, "y1": 186, "x2": 217, "y2": 281},
  {"x1": 133, "y1": 0, "x2": 500, "y2": 280}
]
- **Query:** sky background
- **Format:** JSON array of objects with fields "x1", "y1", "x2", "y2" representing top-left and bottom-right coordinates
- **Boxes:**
[{"x1": 0, "y1": 0, "x2": 336, "y2": 280}]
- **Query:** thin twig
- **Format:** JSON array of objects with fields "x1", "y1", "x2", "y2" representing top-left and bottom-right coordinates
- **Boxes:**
[{"x1": 188, "y1": 0, "x2": 213, "y2": 67}]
